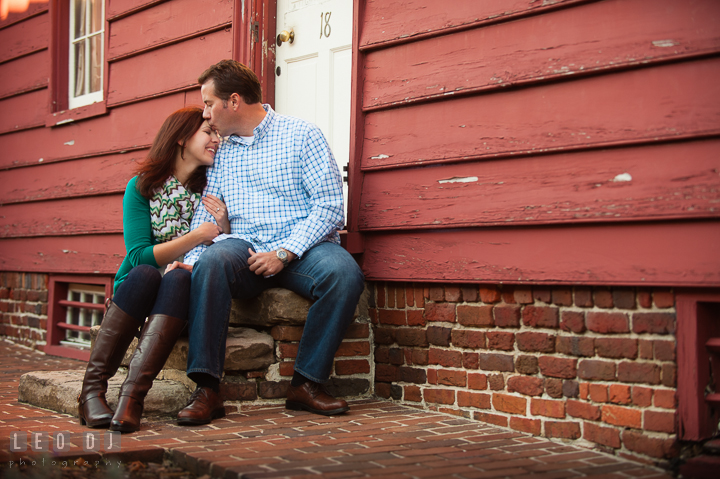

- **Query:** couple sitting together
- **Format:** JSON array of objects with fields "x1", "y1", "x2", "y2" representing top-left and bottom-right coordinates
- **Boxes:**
[{"x1": 77, "y1": 60, "x2": 365, "y2": 433}]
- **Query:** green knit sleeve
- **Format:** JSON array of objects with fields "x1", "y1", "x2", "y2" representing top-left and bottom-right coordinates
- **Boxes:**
[{"x1": 122, "y1": 176, "x2": 159, "y2": 268}]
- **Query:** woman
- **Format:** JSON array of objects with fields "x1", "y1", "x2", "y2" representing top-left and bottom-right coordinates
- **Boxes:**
[{"x1": 78, "y1": 107, "x2": 228, "y2": 433}]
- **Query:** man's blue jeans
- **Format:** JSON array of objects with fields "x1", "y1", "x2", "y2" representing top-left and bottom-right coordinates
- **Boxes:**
[{"x1": 186, "y1": 239, "x2": 365, "y2": 383}]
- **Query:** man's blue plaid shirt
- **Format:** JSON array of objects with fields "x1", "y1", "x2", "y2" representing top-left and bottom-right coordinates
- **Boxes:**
[{"x1": 184, "y1": 105, "x2": 344, "y2": 266}]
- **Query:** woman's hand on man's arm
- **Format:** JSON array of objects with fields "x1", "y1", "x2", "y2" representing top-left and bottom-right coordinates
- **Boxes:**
[{"x1": 203, "y1": 195, "x2": 231, "y2": 234}]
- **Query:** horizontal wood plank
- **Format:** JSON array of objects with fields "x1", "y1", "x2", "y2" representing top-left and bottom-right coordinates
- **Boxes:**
[
  {"x1": 0, "y1": 195, "x2": 123, "y2": 238},
  {"x1": 359, "y1": 140, "x2": 720, "y2": 230},
  {"x1": 0, "y1": 49, "x2": 48, "y2": 99},
  {"x1": 0, "y1": 235, "x2": 126, "y2": 274},
  {"x1": 362, "y1": 58, "x2": 720, "y2": 170},
  {"x1": 361, "y1": 221, "x2": 720, "y2": 287},
  {"x1": 0, "y1": 93, "x2": 184, "y2": 170},
  {"x1": 0, "y1": 151, "x2": 142, "y2": 204},
  {"x1": 107, "y1": 0, "x2": 162, "y2": 19},
  {"x1": 363, "y1": 0, "x2": 720, "y2": 110},
  {"x1": 107, "y1": 29, "x2": 233, "y2": 106},
  {"x1": 0, "y1": 1, "x2": 47, "y2": 29},
  {"x1": 108, "y1": 0, "x2": 233, "y2": 60},
  {"x1": 0, "y1": 11, "x2": 49, "y2": 63},
  {"x1": 0, "y1": 88, "x2": 47, "y2": 134},
  {"x1": 360, "y1": 0, "x2": 586, "y2": 48}
]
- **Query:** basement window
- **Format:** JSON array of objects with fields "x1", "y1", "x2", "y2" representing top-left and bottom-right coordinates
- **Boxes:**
[{"x1": 46, "y1": 275, "x2": 113, "y2": 361}]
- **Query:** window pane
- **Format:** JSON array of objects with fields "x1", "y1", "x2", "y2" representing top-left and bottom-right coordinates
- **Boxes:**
[
  {"x1": 90, "y1": 0, "x2": 103, "y2": 34},
  {"x1": 89, "y1": 34, "x2": 102, "y2": 93},
  {"x1": 73, "y1": 0, "x2": 87, "y2": 39},
  {"x1": 74, "y1": 41, "x2": 86, "y2": 97}
]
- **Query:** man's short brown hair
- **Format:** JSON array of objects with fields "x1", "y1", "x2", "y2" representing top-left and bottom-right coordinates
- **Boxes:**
[{"x1": 198, "y1": 60, "x2": 262, "y2": 105}]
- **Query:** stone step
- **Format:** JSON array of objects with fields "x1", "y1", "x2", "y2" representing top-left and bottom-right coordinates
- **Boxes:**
[{"x1": 18, "y1": 370, "x2": 191, "y2": 418}]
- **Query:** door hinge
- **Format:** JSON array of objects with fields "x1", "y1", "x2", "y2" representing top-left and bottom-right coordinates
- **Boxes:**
[{"x1": 252, "y1": 21, "x2": 260, "y2": 43}]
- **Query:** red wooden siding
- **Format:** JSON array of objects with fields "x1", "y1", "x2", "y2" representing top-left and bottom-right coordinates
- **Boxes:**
[
  {"x1": 350, "y1": 0, "x2": 720, "y2": 285},
  {"x1": 0, "y1": 0, "x2": 247, "y2": 274}
]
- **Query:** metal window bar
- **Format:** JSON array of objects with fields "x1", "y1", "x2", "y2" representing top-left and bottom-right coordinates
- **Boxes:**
[{"x1": 59, "y1": 284, "x2": 106, "y2": 349}]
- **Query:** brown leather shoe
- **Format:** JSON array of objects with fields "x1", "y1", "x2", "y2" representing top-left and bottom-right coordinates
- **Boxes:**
[
  {"x1": 285, "y1": 381, "x2": 349, "y2": 416},
  {"x1": 177, "y1": 387, "x2": 225, "y2": 426}
]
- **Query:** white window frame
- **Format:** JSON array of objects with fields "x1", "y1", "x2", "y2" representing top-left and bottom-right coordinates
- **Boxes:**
[
  {"x1": 68, "y1": 0, "x2": 104, "y2": 110},
  {"x1": 60, "y1": 283, "x2": 106, "y2": 349}
]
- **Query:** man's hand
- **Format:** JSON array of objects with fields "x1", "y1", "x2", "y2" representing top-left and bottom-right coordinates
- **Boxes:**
[
  {"x1": 166, "y1": 261, "x2": 193, "y2": 273},
  {"x1": 248, "y1": 248, "x2": 296, "y2": 277}
]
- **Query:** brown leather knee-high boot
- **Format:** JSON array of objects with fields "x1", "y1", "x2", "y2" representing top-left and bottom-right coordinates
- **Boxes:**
[
  {"x1": 78, "y1": 300, "x2": 140, "y2": 428},
  {"x1": 110, "y1": 314, "x2": 185, "y2": 433}
]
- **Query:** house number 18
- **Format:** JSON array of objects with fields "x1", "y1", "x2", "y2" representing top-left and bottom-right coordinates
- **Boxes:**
[{"x1": 320, "y1": 12, "x2": 331, "y2": 38}]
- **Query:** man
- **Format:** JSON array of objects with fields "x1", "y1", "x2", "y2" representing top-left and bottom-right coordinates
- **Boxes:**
[{"x1": 169, "y1": 60, "x2": 364, "y2": 424}]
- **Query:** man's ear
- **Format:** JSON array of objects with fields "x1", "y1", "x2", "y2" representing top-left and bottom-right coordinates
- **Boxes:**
[{"x1": 229, "y1": 93, "x2": 242, "y2": 111}]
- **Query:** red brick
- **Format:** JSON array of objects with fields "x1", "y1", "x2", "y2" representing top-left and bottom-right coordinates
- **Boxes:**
[
  {"x1": 414, "y1": 285, "x2": 425, "y2": 308},
  {"x1": 369, "y1": 308, "x2": 378, "y2": 324},
  {"x1": 584, "y1": 421, "x2": 621, "y2": 449},
  {"x1": 493, "y1": 304, "x2": 521, "y2": 328},
  {"x1": 516, "y1": 356, "x2": 539, "y2": 375},
  {"x1": 653, "y1": 290, "x2": 674, "y2": 308},
  {"x1": 632, "y1": 312, "x2": 675, "y2": 334},
  {"x1": 492, "y1": 393, "x2": 527, "y2": 414},
  {"x1": 400, "y1": 366, "x2": 427, "y2": 384},
  {"x1": 387, "y1": 284, "x2": 398, "y2": 308},
  {"x1": 423, "y1": 388, "x2": 455, "y2": 405},
  {"x1": 593, "y1": 288, "x2": 614, "y2": 308},
  {"x1": 335, "y1": 340, "x2": 370, "y2": 356},
  {"x1": 410, "y1": 348, "x2": 429, "y2": 365},
  {"x1": 589, "y1": 384, "x2": 609, "y2": 403},
  {"x1": 602, "y1": 404, "x2": 641, "y2": 428},
  {"x1": 574, "y1": 288, "x2": 593, "y2": 307},
  {"x1": 556, "y1": 336, "x2": 594, "y2": 357},
  {"x1": 567, "y1": 399, "x2": 601, "y2": 421},
  {"x1": 474, "y1": 411, "x2": 508, "y2": 427},
  {"x1": 270, "y1": 325, "x2": 304, "y2": 341},
  {"x1": 653, "y1": 340, "x2": 675, "y2": 361},
  {"x1": 552, "y1": 289, "x2": 573, "y2": 306},
  {"x1": 396, "y1": 328, "x2": 428, "y2": 347},
  {"x1": 501, "y1": 287, "x2": 516, "y2": 304},
  {"x1": 545, "y1": 378, "x2": 563, "y2": 398},
  {"x1": 538, "y1": 356, "x2": 577, "y2": 379},
  {"x1": 376, "y1": 285, "x2": 387, "y2": 308},
  {"x1": 632, "y1": 386, "x2": 653, "y2": 407},
  {"x1": 458, "y1": 391, "x2": 491, "y2": 409},
  {"x1": 278, "y1": 343, "x2": 298, "y2": 359},
  {"x1": 335, "y1": 359, "x2": 370, "y2": 375},
  {"x1": 460, "y1": 285, "x2": 478, "y2": 302},
  {"x1": 545, "y1": 421, "x2": 581, "y2": 439},
  {"x1": 507, "y1": 375, "x2": 544, "y2": 397},
  {"x1": 514, "y1": 288, "x2": 533, "y2": 304},
  {"x1": 516, "y1": 332, "x2": 555, "y2": 353},
  {"x1": 427, "y1": 368, "x2": 437, "y2": 384},
  {"x1": 622, "y1": 430, "x2": 677, "y2": 459},
  {"x1": 427, "y1": 326, "x2": 452, "y2": 346},
  {"x1": 463, "y1": 352, "x2": 478, "y2": 369},
  {"x1": 587, "y1": 312, "x2": 629, "y2": 333},
  {"x1": 560, "y1": 311, "x2": 586, "y2": 333},
  {"x1": 595, "y1": 337, "x2": 638, "y2": 359},
  {"x1": 486, "y1": 331, "x2": 514, "y2": 351},
  {"x1": 579, "y1": 382, "x2": 589, "y2": 400},
  {"x1": 637, "y1": 290, "x2": 652, "y2": 308},
  {"x1": 612, "y1": 289, "x2": 636, "y2": 309},
  {"x1": 375, "y1": 346, "x2": 404, "y2": 365},
  {"x1": 662, "y1": 363, "x2": 676, "y2": 387},
  {"x1": 618, "y1": 362, "x2": 661, "y2": 385},
  {"x1": 346, "y1": 323, "x2": 370, "y2": 339},
  {"x1": 522, "y1": 306, "x2": 559, "y2": 328},
  {"x1": 379, "y1": 309, "x2": 406, "y2": 326},
  {"x1": 425, "y1": 302, "x2": 456, "y2": 323},
  {"x1": 479, "y1": 353, "x2": 515, "y2": 372},
  {"x1": 375, "y1": 364, "x2": 400, "y2": 382},
  {"x1": 457, "y1": 305, "x2": 493, "y2": 327},
  {"x1": 220, "y1": 381, "x2": 258, "y2": 401},
  {"x1": 654, "y1": 389, "x2": 676, "y2": 409},
  {"x1": 375, "y1": 382, "x2": 391, "y2": 398},
  {"x1": 451, "y1": 329, "x2": 485, "y2": 349},
  {"x1": 428, "y1": 348, "x2": 463, "y2": 368},
  {"x1": 405, "y1": 285, "x2": 415, "y2": 307},
  {"x1": 533, "y1": 288, "x2": 551, "y2": 303},
  {"x1": 445, "y1": 286, "x2": 461, "y2": 302},
  {"x1": 644, "y1": 410, "x2": 675, "y2": 433},
  {"x1": 479, "y1": 287, "x2": 501, "y2": 303},
  {"x1": 609, "y1": 384, "x2": 631, "y2": 405},
  {"x1": 437, "y1": 369, "x2": 466, "y2": 387},
  {"x1": 404, "y1": 385, "x2": 422, "y2": 402},
  {"x1": 531, "y1": 398, "x2": 565, "y2": 418},
  {"x1": 279, "y1": 361, "x2": 295, "y2": 376},
  {"x1": 407, "y1": 310, "x2": 425, "y2": 326},
  {"x1": 468, "y1": 373, "x2": 487, "y2": 390},
  {"x1": 510, "y1": 416, "x2": 542, "y2": 435},
  {"x1": 638, "y1": 339, "x2": 654, "y2": 359},
  {"x1": 428, "y1": 286, "x2": 444, "y2": 302}
]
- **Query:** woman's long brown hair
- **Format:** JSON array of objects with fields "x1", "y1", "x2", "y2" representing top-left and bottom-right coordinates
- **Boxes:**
[{"x1": 135, "y1": 107, "x2": 208, "y2": 198}]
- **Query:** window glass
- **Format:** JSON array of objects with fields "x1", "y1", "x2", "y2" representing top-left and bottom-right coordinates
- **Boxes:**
[{"x1": 69, "y1": 0, "x2": 104, "y2": 109}]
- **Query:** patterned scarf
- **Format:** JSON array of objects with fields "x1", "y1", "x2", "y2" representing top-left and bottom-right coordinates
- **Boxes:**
[{"x1": 150, "y1": 176, "x2": 200, "y2": 243}]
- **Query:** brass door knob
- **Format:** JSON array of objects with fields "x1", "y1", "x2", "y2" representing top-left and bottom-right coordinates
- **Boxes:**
[{"x1": 276, "y1": 30, "x2": 294, "y2": 46}]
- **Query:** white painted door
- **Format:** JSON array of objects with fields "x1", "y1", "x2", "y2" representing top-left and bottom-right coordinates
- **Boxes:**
[{"x1": 275, "y1": 0, "x2": 353, "y2": 219}]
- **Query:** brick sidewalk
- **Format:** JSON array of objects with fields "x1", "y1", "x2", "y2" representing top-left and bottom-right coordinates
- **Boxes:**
[{"x1": 0, "y1": 340, "x2": 673, "y2": 478}]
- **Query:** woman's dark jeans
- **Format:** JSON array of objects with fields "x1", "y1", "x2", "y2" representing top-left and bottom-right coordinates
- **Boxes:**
[{"x1": 113, "y1": 264, "x2": 192, "y2": 324}]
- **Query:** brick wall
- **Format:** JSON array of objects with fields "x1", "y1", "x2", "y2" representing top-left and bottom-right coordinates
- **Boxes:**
[
  {"x1": 370, "y1": 282, "x2": 679, "y2": 462},
  {"x1": 0, "y1": 272, "x2": 49, "y2": 351}
]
